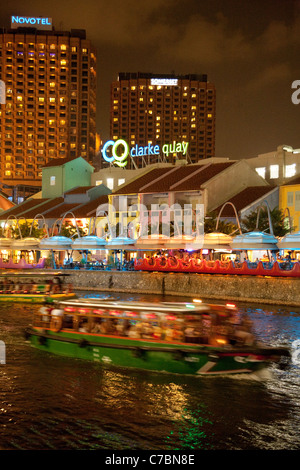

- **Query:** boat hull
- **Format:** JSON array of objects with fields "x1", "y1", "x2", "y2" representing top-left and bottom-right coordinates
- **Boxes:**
[{"x1": 25, "y1": 327, "x2": 286, "y2": 376}]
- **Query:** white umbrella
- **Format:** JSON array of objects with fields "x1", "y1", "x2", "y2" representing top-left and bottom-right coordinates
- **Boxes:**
[
  {"x1": 72, "y1": 235, "x2": 106, "y2": 250},
  {"x1": 10, "y1": 237, "x2": 41, "y2": 251},
  {"x1": 231, "y1": 231, "x2": 278, "y2": 250},
  {"x1": 277, "y1": 231, "x2": 300, "y2": 250},
  {"x1": 39, "y1": 235, "x2": 73, "y2": 251}
]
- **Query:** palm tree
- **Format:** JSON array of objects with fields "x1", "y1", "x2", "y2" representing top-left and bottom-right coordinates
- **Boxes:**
[
  {"x1": 204, "y1": 211, "x2": 238, "y2": 235},
  {"x1": 241, "y1": 207, "x2": 293, "y2": 237},
  {"x1": 11, "y1": 221, "x2": 44, "y2": 239}
]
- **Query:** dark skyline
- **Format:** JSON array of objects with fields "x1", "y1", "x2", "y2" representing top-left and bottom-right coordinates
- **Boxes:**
[{"x1": 1, "y1": 0, "x2": 300, "y2": 159}]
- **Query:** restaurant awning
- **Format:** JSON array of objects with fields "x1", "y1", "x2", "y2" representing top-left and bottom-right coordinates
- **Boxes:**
[
  {"x1": 202, "y1": 232, "x2": 232, "y2": 250},
  {"x1": 39, "y1": 235, "x2": 73, "y2": 251},
  {"x1": 106, "y1": 237, "x2": 136, "y2": 250},
  {"x1": 277, "y1": 231, "x2": 300, "y2": 250},
  {"x1": 72, "y1": 235, "x2": 106, "y2": 250},
  {"x1": 0, "y1": 237, "x2": 13, "y2": 248},
  {"x1": 10, "y1": 237, "x2": 41, "y2": 251}
]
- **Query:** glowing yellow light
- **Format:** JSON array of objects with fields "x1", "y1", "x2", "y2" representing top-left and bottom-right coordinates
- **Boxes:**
[{"x1": 216, "y1": 339, "x2": 227, "y2": 345}]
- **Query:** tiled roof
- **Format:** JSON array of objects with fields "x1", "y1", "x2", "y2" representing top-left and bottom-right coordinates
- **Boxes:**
[
  {"x1": 20, "y1": 198, "x2": 64, "y2": 219},
  {"x1": 0, "y1": 194, "x2": 14, "y2": 212},
  {"x1": 282, "y1": 175, "x2": 300, "y2": 186},
  {"x1": 64, "y1": 186, "x2": 94, "y2": 195},
  {"x1": 213, "y1": 186, "x2": 276, "y2": 217},
  {"x1": 41, "y1": 202, "x2": 83, "y2": 219},
  {"x1": 42, "y1": 155, "x2": 81, "y2": 168},
  {"x1": 0, "y1": 198, "x2": 46, "y2": 220},
  {"x1": 172, "y1": 162, "x2": 235, "y2": 191},
  {"x1": 71, "y1": 195, "x2": 109, "y2": 217},
  {"x1": 113, "y1": 168, "x2": 172, "y2": 194},
  {"x1": 0, "y1": 194, "x2": 110, "y2": 222},
  {"x1": 113, "y1": 162, "x2": 235, "y2": 194}
]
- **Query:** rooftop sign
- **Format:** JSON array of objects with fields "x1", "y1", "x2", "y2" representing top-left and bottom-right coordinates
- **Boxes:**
[
  {"x1": 11, "y1": 16, "x2": 52, "y2": 30},
  {"x1": 101, "y1": 139, "x2": 189, "y2": 167},
  {"x1": 150, "y1": 78, "x2": 178, "y2": 86}
]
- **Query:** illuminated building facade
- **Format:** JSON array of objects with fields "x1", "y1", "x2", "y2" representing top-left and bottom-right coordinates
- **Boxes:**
[
  {"x1": 110, "y1": 72, "x2": 216, "y2": 168},
  {"x1": 0, "y1": 23, "x2": 96, "y2": 200}
]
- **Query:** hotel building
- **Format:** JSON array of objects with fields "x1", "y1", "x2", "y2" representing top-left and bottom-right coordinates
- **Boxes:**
[
  {"x1": 0, "y1": 19, "x2": 96, "y2": 201},
  {"x1": 109, "y1": 72, "x2": 216, "y2": 168}
]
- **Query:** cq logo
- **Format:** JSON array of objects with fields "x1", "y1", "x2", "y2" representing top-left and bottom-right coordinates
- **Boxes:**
[{"x1": 101, "y1": 139, "x2": 129, "y2": 168}]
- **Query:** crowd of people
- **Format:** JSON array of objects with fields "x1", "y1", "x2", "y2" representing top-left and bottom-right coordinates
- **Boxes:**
[
  {"x1": 143, "y1": 249, "x2": 299, "y2": 270},
  {"x1": 39, "y1": 305, "x2": 255, "y2": 347}
]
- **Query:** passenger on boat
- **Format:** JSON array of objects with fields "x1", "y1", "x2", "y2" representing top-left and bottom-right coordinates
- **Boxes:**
[
  {"x1": 172, "y1": 324, "x2": 184, "y2": 342},
  {"x1": 39, "y1": 305, "x2": 52, "y2": 322},
  {"x1": 141, "y1": 321, "x2": 153, "y2": 338},
  {"x1": 51, "y1": 276, "x2": 62, "y2": 294},
  {"x1": 127, "y1": 324, "x2": 141, "y2": 338},
  {"x1": 115, "y1": 319, "x2": 131, "y2": 336},
  {"x1": 164, "y1": 324, "x2": 174, "y2": 341},
  {"x1": 79, "y1": 319, "x2": 89, "y2": 332},
  {"x1": 152, "y1": 325, "x2": 162, "y2": 339},
  {"x1": 51, "y1": 308, "x2": 63, "y2": 317},
  {"x1": 90, "y1": 318, "x2": 102, "y2": 333},
  {"x1": 50, "y1": 308, "x2": 64, "y2": 331}
]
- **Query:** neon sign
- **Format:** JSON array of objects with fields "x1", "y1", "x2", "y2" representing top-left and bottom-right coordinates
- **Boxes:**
[
  {"x1": 102, "y1": 139, "x2": 129, "y2": 167},
  {"x1": 101, "y1": 139, "x2": 189, "y2": 166},
  {"x1": 11, "y1": 16, "x2": 52, "y2": 30}
]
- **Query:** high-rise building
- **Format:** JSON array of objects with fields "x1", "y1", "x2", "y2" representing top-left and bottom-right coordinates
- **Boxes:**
[
  {"x1": 110, "y1": 72, "x2": 216, "y2": 168},
  {"x1": 0, "y1": 17, "x2": 96, "y2": 201}
]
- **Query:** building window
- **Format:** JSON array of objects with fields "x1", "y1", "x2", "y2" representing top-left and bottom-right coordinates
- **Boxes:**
[
  {"x1": 255, "y1": 167, "x2": 266, "y2": 179},
  {"x1": 270, "y1": 165, "x2": 279, "y2": 179},
  {"x1": 285, "y1": 164, "x2": 296, "y2": 178},
  {"x1": 287, "y1": 192, "x2": 294, "y2": 207},
  {"x1": 118, "y1": 178, "x2": 125, "y2": 186},
  {"x1": 50, "y1": 176, "x2": 56, "y2": 186},
  {"x1": 106, "y1": 178, "x2": 114, "y2": 190},
  {"x1": 95, "y1": 180, "x2": 103, "y2": 186}
]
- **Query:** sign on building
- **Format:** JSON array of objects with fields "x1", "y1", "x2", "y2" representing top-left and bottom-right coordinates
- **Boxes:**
[{"x1": 11, "y1": 16, "x2": 52, "y2": 30}]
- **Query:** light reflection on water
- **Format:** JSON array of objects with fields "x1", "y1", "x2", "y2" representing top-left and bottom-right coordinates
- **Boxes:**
[{"x1": 0, "y1": 292, "x2": 299, "y2": 450}]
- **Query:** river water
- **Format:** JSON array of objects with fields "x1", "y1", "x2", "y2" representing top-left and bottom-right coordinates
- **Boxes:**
[{"x1": 0, "y1": 291, "x2": 299, "y2": 451}]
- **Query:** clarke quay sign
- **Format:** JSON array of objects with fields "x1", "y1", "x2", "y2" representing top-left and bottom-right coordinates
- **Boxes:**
[
  {"x1": 11, "y1": 16, "x2": 52, "y2": 30},
  {"x1": 101, "y1": 139, "x2": 189, "y2": 167}
]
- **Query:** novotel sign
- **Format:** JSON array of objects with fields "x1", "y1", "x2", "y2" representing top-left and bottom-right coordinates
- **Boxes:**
[
  {"x1": 102, "y1": 139, "x2": 189, "y2": 167},
  {"x1": 11, "y1": 16, "x2": 52, "y2": 30}
]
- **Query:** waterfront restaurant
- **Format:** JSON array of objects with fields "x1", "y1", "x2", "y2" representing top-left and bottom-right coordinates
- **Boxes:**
[{"x1": 0, "y1": 152, "x2": 293, "y2": 271}]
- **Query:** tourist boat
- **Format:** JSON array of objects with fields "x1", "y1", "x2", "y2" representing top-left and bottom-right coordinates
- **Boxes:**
[
  {"x1": 0, "y1": 271, "x2": 76, "y2": 303},
  {"x1": 25, "y1": 298, "x2": 290, "y2": 375}
]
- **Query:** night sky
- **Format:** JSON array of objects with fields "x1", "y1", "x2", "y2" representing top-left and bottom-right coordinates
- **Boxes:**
[{"x1": 1, "y1": 0, "x2": 300, "y2": 159}]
